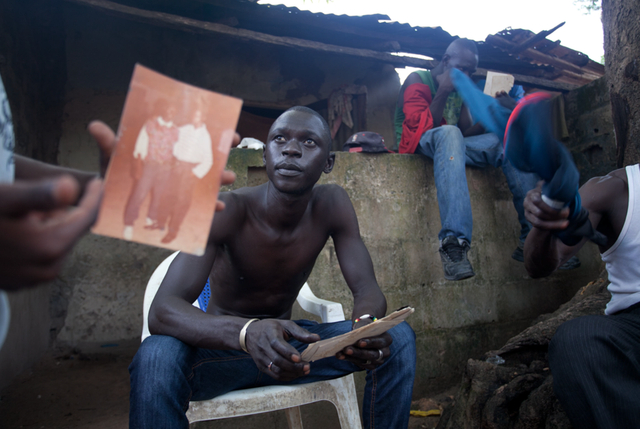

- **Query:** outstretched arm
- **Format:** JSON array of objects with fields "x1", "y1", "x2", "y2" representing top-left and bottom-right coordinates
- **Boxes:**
[
  {"x1": 0, "y1": 122, "x2": 116, "y2": 290},
  {"x1": 15, "y1": 121, "x2": 115, "y2": 186}
]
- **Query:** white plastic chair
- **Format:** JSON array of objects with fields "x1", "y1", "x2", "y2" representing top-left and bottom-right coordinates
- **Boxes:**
[{"x1": 142, "y1": 251, "x2": 362, "y2": 429}]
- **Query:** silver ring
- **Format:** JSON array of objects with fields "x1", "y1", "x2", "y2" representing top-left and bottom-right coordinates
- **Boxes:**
[
  {"x1": 376, "y1": 349, "x2": 384, "y2": 363},
  {"x1": 268, "y1": 361, "x2": 273, "y2": 371}
]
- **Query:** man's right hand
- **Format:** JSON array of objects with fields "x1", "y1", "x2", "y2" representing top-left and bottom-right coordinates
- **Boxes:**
[
  {"x1": 245, "y1": 319, "x2": 320, "y2": 381},
  {"x1": 524, "y1": 182, "x2": 570, "y2": 231},
  {"x1": 0, "y1": 175, "x2": 103, "y2": 291}
]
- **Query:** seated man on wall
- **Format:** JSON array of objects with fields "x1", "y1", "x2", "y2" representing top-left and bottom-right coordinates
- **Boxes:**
[
  {"x1": 129, "y1": 106, "x2": 417, "y2": 429},
  {"x1": 394, "y1": 38, "x2": 540, "y2": 281},
  {"x1": 523, "y1": 165, "x2": 640, "y2": 429}
]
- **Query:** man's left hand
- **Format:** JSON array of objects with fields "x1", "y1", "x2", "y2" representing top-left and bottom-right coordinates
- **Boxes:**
[{"x1": 336, "y1": 320, "x2": 393, "y2": 370}]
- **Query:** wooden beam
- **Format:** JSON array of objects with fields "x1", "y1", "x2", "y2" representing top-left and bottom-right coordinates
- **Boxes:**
[
  {"x1": 64, "y1": 0, "x2": 440, "y2": 68},
  {"x1": 65, "y1": 0, "x2": 579, "y2": 92},
  {"x1": 509, "y1": 22, "x2": 565, "y2": 54},
  {"x1": 487, "y1": 34, "x2": 589, "y2": 77}
]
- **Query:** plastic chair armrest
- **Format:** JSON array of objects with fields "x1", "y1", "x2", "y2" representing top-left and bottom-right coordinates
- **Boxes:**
[{"x1": 296, "y1": 283, "x2": 346, "y2": 323}]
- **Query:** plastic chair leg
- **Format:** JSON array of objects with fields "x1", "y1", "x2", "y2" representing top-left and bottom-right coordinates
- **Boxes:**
[
  {"x1": 284, "y1": 406, "x2": 303, "y2": 429},
  {"x1": 331, "y1": 376, "x2": 363, "y2": 429}
]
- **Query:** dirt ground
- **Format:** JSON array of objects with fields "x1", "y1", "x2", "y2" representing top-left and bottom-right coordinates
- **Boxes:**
[{"x1": 0, "y1": 346, "x2": 453, "y2": 429}]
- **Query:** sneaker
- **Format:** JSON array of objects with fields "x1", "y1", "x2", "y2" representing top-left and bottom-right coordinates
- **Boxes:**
[
  {"x1": 439, "y1": 236, "x2": 475, "y2": 281},
  {"x1": 558, "y1": 256, "x2": 581, "y2": 270},
  {"x1": 511, "y1": 241, "x2": 525, "y2": 262},
  {"x1": 512, "y1": 241, "x2": 581, "y2": 270}
]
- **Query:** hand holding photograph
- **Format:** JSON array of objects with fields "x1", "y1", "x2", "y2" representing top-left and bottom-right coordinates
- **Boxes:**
[
  {"x1": 92, "y1": 64, "x2": 243, "y2": 255},
  {"x1": 301, "y1": 306, "x2": 415, "y2": 362}
]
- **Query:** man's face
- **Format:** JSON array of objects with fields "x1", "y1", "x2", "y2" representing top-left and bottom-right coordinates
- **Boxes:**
[
  {"x1": 444, "y1": 49, "x2": 478, "y2": 77},
  {"x1": 263, "y1": 110, "x2": 334, "y2": 194}
]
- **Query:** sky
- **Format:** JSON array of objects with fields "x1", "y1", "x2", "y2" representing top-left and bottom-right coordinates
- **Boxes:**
[{"x1": 258, "y1": 0, "x2": 604, "y2": 76}]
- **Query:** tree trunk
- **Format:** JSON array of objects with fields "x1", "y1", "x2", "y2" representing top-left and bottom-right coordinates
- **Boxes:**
[
  {"x1": 436, "y1": 273, "x2": 610, "y2": 429},
  {"x1": 602, "y1": 0, "x2": 640, "y2": 167}
]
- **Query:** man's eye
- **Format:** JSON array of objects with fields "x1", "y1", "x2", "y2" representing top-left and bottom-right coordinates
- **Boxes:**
[
  {"x1": 274, "y1": 136, "x2": 285, "y2": 142},
  {"x1": 304, "y1": 139, "x2": 316, "y2": 145}
]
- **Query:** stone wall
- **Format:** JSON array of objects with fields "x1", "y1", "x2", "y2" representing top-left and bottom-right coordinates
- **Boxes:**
[{"x1": 563, "y1": 76, "x2": 617, "y2": 183}]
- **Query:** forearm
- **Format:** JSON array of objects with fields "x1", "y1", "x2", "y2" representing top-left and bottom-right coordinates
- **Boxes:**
[
  {"x1": 351, "y1": 288, "x2": 387, "y2": 323},
  {"x1": 523, "y1": 228, "x2": 563, "y2": 278},
  {"x1": 429, "y1": 90, "x2": 450, "y2": 126},
  {"x1": 462, "y1": 122, "x2": 485, "y2": 137},
  {"x1": 149, "y1": 297, "x2": 253, "y2": 350},
  {"x1": 15, "y1": 155, "x2": 97, "y2": 189}
]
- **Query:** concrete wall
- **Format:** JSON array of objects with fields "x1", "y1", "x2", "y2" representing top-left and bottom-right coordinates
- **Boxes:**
[{"x1": 563, "y1": 76, "x2": 618, "y2": 183}]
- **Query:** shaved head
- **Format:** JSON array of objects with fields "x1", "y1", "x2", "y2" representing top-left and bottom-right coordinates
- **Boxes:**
[
  {"x1": 446, "y1": 38, "x2": 478, "y2": 58},
  {"x1": 279, "y1": 106, "x2": 332, "y2": 153}
]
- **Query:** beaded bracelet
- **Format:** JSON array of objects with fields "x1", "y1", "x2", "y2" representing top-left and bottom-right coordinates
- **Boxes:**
[{"x1": 353, "y1": 314, "x2": 377, "y2": 324}]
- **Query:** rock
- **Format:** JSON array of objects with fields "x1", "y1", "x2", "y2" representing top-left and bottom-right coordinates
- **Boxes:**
[{"x1": 437, "y1": 272, "x2": 610, "y2": 429}]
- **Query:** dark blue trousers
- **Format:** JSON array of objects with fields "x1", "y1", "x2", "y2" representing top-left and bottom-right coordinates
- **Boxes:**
[{"x1": 549, "y1": 303, "x2": 640, "y2": 429}]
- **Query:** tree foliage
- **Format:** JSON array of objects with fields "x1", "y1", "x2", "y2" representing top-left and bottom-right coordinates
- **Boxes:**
[{"x1": 574, "y1": 0, "x2": 601, "y2": 13}]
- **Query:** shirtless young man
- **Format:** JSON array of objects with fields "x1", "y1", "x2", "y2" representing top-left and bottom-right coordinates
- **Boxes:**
[
  {"x1": 524, "y1": 166, "x2": 640, "y2": 429},
  {"x1": 129, "y1": 106, "x2": 417, "y2": 429}
]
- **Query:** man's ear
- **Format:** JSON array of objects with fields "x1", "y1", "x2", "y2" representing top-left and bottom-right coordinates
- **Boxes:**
[
  {"x1": 262, "y1": 149, "x2": 267, "y2": 166},
  {"x1": 323, "y1": 152, "x2": 335, "y2": 174},
  {"x1": 441, "y1": 54, "x2": 450, "y2": 67}
]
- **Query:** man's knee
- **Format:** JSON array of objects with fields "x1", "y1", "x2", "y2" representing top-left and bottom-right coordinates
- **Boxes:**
[
  {"x1": 388, "y1": 322, "x2": 416, "y2": 361},
  {"x1": 438, "y1": 125, "x2": 463, "y2": 137},
  {"x1": 435, "y1": 125, "x2": 464, "y2": 144},
  {"x1": 130, "y1": 335, "x2": 191, "y2": 382}
]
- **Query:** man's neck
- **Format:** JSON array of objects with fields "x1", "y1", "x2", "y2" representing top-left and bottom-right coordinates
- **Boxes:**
[{"x1": 262, "y1": 182, "x2": 314, "y2": 230}]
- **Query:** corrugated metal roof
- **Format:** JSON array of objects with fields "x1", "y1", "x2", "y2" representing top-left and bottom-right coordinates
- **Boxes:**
[
  {"x1": 99, "y1": 0, "x2": 605, "y2": 87},
  {"x1": 218, "y1": 1, "x2": 604, "y2": 85}
]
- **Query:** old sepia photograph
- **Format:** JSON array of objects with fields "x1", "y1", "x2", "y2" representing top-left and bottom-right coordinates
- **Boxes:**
[{"x1": 92, "y1": 64, "x2": 242, "y2": 255}]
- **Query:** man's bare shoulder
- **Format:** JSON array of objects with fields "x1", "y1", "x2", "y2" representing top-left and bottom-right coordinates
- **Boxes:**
[
  {"x1": 581, "y1": 168, "x2": 628, "y2": 213},
  {"x1": 221, "y1": 184, "x2": 266, "y2": 205},
  {"x1": 212, "y1": 185, "x2": 267, "y2": 236},
  {"x1": 311, "y1": 184, "x2": 359, "y2": 230},
  {"x1": 311, "y1": 183, "x2": 351, "y2": 205}
]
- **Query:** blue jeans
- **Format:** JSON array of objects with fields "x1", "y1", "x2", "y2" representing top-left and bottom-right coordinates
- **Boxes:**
[
  {"x1": 129, "y1": 320, "x2": 416, "y2": 429},
  {"x1": 415, "y1": 125, "x2": 539, "y2": 243}
]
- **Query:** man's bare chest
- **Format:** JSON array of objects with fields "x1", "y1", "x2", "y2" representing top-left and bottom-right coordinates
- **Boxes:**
[{"x1": 218, "y1": 221, "x2": 329, "y2": 282}]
